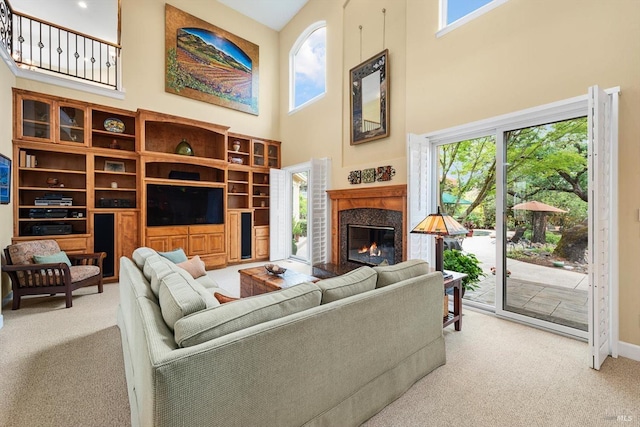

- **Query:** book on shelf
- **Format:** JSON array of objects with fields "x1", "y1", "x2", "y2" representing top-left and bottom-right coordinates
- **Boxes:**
[
  {"x1": 19, "y1": 150, "x2": 26, "y2": 167},
  {"x1": 25, "y1": 154, "x2": 37, "y2": 168}
]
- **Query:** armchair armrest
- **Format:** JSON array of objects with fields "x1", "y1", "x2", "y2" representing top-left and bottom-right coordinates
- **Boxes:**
[
  {"x1": 68, "y1": 252, "x2": 106, "y2": 268},
  {"x1": 2, "y1": 262, "x2": 72, "y2": 287}
]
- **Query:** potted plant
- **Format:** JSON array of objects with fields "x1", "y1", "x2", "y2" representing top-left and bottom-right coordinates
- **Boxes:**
[{"x1": 443, "y1": 249, "x2": 486, "y2": 295}]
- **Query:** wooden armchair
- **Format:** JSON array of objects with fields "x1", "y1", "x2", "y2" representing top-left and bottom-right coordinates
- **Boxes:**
[{"x1": 2, "y1": 240, "x2": 106, "y2": 309}]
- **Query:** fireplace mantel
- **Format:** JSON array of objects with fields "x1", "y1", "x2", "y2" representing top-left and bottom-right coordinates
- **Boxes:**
[{"x1": 327, "y1": 185, "x2": 407, "y2": 265}]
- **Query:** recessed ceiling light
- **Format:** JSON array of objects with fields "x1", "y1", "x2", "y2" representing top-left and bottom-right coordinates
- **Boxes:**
[{"x1": 78, "y1": 1, "x2": 87, "y2": 8}]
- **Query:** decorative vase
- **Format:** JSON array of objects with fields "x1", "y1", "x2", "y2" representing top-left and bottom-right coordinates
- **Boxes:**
[
  {"x1": 232, "y1": 141, "x2": 241, "y2": 152},
  {"x1": 175, "y1": 138, "x2": 194, "y2": 156}
]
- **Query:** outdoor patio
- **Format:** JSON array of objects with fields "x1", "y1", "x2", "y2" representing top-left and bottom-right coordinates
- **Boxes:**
[{"x1": 459, "y1": 233, "x2": 588, "y2": 331}]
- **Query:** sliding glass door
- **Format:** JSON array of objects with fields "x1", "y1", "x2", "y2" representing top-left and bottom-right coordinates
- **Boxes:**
[
  {"x1": 412, "y1": 86, "x2": 618, "y2": 365},
  {"x1": 502, "y1": 118, "x2": 589, "y2": 332}
]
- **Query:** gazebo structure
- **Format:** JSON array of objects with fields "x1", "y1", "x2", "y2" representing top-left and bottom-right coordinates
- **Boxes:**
[{"x1": 512, "y1": 200, "x2": 567, "y2": 244}]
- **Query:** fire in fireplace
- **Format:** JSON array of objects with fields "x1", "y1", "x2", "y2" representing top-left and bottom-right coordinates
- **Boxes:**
[{"x1": 347, "y1": 224, "x2": 395, "y2": 266}]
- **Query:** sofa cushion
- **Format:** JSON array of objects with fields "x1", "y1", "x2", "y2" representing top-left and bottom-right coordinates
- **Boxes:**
[
  {"x1": 142, "y1": 254, "x2": 169, "y2": 282},
  {"x1": 131, "y1": 247, "x2": 158, "y2": 270},
  {"x1": 159, "y1": 248, "x2": 188, "y2": 264},
  {"x1": 149, "y1": 260, "x2": 175, "y2": 298},
  {"x1": 158, "y1": 272, "x2": 217, "y2": 330},
  {"x1": 168, "y1": 266, "x2": 219, "y2": 308},
  {"x1": 177, "y1": 255, "x2": 207, "y2": 279},
  {"x1": 315, "y1": 266, "x2": 377, "y2": 304},
  {"x1": 174, "y1": 282, "x2": 322, "y2": 347},
  {"x1": 195, "y1": 275, "x2": 221, "y2": 289},
  {"x1": 373, "y1": 259, "x2": 430, "y2": 288},
  {"x1": 33, "y1": 251, "x2": 72, "y2": 267}
]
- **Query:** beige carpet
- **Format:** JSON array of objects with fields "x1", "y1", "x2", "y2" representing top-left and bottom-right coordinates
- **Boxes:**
[{"x1": 1, "y1": 276, "x2": 638, "y2": 427}]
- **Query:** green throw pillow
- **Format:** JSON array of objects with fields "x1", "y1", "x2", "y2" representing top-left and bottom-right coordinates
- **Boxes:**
[
  {"x1": 158, "y1": 248, "x2": 188, "y2": 263},
  {"x1": 33, "y1": 251, "x2": 72, "y2": 267}
]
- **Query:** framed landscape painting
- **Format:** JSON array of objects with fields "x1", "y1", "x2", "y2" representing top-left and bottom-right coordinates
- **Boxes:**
[{"x1": 165, "y1": 4, "x2": 259, "y2": 115}]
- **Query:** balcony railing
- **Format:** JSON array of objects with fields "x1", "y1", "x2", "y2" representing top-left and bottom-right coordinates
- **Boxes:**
[{"x1": 0, "y1": 0, "x2": 120, "y2": 89}]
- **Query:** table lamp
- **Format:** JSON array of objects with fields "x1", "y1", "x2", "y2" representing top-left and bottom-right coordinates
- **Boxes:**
[{"x1": 410, "y1": 206, "x2": 468, "y2": 273}]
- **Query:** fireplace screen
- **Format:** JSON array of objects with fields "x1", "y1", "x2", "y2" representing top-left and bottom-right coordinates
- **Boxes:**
[{"x1": 347, "y1": 225, "x2": 395, "y2": 266}]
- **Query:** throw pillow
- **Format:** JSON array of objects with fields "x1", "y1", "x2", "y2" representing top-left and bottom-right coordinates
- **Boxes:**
[
  {"x1": 214, "y1": 292, "x2": 239, "y2": 304},
  {"x1": 373, "y1": 259, "x2": 430, "y2": 288},
  {"x1": 176, "y1": 255, "x2": 207, "y2": 279},
  {"x1": 159, "y1": 248, "x2": 188, "y2": 263},
  {"x1": 316, "y1": 266, "x2": 377, "y2": 304},
  {"x1": 33, "y1": 251, "x2": 72, "y2": 267}
]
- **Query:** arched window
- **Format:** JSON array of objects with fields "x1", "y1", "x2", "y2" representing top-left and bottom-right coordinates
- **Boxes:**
[{"x1": 290, "y1": 21, "x2": 326, "y2": 112}]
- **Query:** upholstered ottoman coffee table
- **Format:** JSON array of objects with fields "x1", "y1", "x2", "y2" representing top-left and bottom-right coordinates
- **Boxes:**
[{"x1": 239, "y1": 266, "x2": 319, "y2": 297}]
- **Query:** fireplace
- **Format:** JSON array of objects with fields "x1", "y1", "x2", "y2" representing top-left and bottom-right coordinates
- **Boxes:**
[
  {"x1": 347, "y1": 224, "x2": 395, "y2": 266},
  {"x1": 317, "y1": 186, "x2": 406, "y2": 276}
]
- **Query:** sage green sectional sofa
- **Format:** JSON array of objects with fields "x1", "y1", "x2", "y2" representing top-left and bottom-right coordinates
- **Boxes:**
[{"x1": 117, "y1": 248, "x2": 446, "y2": 427}]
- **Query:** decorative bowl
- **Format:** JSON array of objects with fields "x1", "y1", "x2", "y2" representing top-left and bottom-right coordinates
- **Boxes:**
[
  {"x1": 265, "y1": 264, "x2": 286, "y2": 275},
  {"x1": 104, "y1": 117, "x2": 125, "y2": 133}
]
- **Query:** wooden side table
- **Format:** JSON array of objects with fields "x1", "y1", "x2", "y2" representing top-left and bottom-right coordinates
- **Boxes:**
[
  {"x1": 443, "y1": 270, "x2": 466, "y2": 331},
  {"x1": 239, "y1": 266, "x2": 319, "y2": 297}
]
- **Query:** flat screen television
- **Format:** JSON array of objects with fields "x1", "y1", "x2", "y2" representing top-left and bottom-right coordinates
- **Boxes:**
[{"x1": 146, "y1": 184, "x2": 224, "y2": 226}]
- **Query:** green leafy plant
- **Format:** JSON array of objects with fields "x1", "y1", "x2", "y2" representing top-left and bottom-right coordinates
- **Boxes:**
[
  {"x1": 292, "y1": 220, "x2": 304, "y2": 236},
  {"x1": 443, "y1": 249, "x2": 486, "y2": 292}
]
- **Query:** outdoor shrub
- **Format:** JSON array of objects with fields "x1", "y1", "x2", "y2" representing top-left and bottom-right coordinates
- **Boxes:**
[
  {"x1": 443, "y1": 249, "x2": 486, "y2": 291},
  {"x1": 545, "y1": 232, "x2": 561, "y2": 245}
]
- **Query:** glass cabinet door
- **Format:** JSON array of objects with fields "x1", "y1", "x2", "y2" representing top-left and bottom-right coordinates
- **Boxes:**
[
  {"x1": 21, "y1": 98, "x2": 52, "y2": 141},
  {"x1": 58, "y1": 104, "x2": 86, "y2": 144},
  {"x1": 267, "y1": 143, "x2": 280, "y2": 168},
  {"x1": 253, "y1": 141, "x2": 265, "y2": 167}
]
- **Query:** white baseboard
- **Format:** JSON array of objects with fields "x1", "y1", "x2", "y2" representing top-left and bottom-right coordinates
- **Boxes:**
[
  {"x1": 0, "y1": 314, "x2": 3, "y2": 330},
  {"x1": 618, "y1": 341, "x2": 640, "y2": 362}
]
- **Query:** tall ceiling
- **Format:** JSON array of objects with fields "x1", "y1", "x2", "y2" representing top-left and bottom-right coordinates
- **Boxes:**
[
  {"x1": 9, "y1": 0, "x2": 309, "y2": 43},
  {"x1": 217, "y1": 0, "x2": 309, "y2": 31},
  {"x1": 10, "y1": 0, "x2": 119, "y2": 43}
]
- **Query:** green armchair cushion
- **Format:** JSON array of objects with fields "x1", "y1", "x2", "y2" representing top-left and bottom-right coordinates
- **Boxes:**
[{"x1": 33, "y1": 251, "x2": 72, "y2": 267}]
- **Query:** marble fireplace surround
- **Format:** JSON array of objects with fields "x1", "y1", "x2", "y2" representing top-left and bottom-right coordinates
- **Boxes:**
[{"x1": 326, "y1": 185, "x2": 407, "y2": 267}]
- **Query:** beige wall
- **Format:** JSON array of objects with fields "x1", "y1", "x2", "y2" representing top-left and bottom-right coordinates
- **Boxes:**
[
  {"x1": 280, "y1": 0, "x2": 407, "y2": 190},
  {"x1": 403, "y1": 0, "x2": 640, "y2": 347},
  {"x1": 0, "y1": 57, "x2": 16, "y2": 308}
]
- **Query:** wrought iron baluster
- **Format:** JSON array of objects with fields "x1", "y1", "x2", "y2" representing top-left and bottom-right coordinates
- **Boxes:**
[{"x1": 3, "y1": 0, "x2": 120, "y2": 89}]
